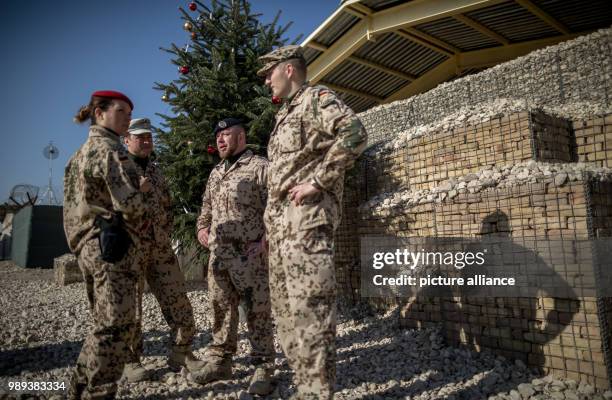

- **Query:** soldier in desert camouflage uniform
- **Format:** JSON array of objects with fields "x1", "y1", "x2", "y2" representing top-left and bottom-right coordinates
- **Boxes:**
[
  {"x1": 258, "y1": 45, "x2": 367, "y2": 399},
  {"x1": 192, "y1": 118, "x2": 275, "y2": 395},
  {"x1": 64, "y1": 90, "x2": 150, "y2": 399},
  {"x1": 120, "y1": 118, "x2": 205, "y2": 382}
]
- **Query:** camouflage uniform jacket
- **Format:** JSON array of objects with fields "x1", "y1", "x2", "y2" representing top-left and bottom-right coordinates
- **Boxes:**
[
  {"x1": 63, "y1": 125, "x2": 148, "y2": 254},
  {"x1": 132, "y1": 159, "x2": 174, "y2": 245},
  {"x1": 196, "y1": 150, "x2": 268, "y2": 260},
  {"x1": 266, "y1": 84, "x2": 367, "y2": 229}
]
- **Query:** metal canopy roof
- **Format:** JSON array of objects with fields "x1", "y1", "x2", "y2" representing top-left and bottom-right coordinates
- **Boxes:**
[{"x1": 301, "y1": 0, "x2": 612, "y2": 112}]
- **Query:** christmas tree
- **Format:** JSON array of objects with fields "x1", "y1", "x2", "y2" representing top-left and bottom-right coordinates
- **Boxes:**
[{"x1": 154, "y1": 0, "x2": 297, "y2": 262}]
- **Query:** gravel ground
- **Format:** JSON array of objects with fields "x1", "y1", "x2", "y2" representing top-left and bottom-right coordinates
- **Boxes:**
[{"x1": 1, "y1": 260, "x2": 611, "y2": 400}]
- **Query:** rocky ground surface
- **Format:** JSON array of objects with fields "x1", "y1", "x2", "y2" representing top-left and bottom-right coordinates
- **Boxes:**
[
  {"x1": 360, "y1": 161, "x2": 612, "y2": 217},
  {"x1": 1, "y1": 260, "x2": 611, "y2": 400}
]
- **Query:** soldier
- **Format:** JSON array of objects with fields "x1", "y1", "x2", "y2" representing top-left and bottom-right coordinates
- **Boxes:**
[
  {"x1": 120, "y1": 118, "x2": 205, "y2": 382},
  {"x1": 64, "y1": 90, "x2": 150, "y2": 399},
  {"x1": 257, "y1": 45, "x2": 367, "y2": 399},
  {"x1": 192, "y1": 118, "x2": 275, "y2": 395}
]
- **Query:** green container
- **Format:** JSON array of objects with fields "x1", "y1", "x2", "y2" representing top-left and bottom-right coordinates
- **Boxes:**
[{"x1": 11, "y1": 205, "x2": 69, "y2": 268}]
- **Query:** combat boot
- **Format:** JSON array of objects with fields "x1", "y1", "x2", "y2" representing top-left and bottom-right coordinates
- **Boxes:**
[
  {"x1": 168, "y1": 345, "x2": 207, "y2": 372},
  {"x1": 191, "y1": 355, "x2": 232, "y2": 385},
  {"x1": 67, "y1": 370, "x2": 86, "y2": 400},
  {"x1": 247, "y1": 365, "x2": 274, "y2": 395},
  {"x1": 122, "y1": 361, "x2": 153, "y2": 382}
]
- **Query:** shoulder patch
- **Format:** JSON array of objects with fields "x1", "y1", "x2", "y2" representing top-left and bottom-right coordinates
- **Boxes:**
[{"x1": 320, "y1": 91, "x2": 338, "y2": 108}]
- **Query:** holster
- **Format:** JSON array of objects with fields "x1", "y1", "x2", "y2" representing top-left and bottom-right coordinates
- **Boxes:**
[{"x1": 95, "y1": 213, "x2": 132, "y2": 263}]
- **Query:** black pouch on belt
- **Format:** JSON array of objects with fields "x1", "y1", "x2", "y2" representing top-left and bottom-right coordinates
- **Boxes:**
[{"x1": 95, "y1": 213, "x2": 132, "y2": 263}]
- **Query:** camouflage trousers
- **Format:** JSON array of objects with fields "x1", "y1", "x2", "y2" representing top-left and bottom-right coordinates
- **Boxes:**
[
  {"x1": 70, "y1": 238, "x2": 143, "y2": 399},
  {"x1": 206, "y1": 252, "x2": 274, "y2": 365},
  {"x1": 129, "y1": 240, "x2": 196, "y2": 360},
  {"x1": 265, "y1": 206, "x2": 337, "y2": 400}
]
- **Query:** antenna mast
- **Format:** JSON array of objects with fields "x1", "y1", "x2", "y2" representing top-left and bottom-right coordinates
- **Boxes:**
[{"x1": 40, "y1": 141, "x2": 60, "y2": 205}]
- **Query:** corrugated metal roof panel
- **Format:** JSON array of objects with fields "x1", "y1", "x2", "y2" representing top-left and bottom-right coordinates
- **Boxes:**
[
  {"x1": 307, "y1": 0, "x2": 612, "y2": 113},
  {"x1": 466, "y1": 1, "x2": 558, "y2": 42},
  {"x1": 314, "y1": 12, "x2": 360, "y2": 47},
  {"x1": 333, "y1": 91, "x2": 378, "y2": 113},
  {"x1": 354, "y1": 32, "x2": 448, "y2": 76},
  {"x1": 533, "y1": 0, "x2": 612, "y2": 33},
  {"x1": 303, "y1": 47, "x2": 322, "y2": 64},
  {"x1": 416, "y1": 17, "x2": 500, "y2": 51},
  {"x1": 359, "y1": 0, "x2": 409, "y2": 12},
  {"x1": 325, "y1": 60, "x2": 407, "y2": 98}
]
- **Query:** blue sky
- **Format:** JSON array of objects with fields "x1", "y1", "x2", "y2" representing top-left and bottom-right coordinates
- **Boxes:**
[{"x1": 0, "y1": 0, "x2": 337, "y2": 204}]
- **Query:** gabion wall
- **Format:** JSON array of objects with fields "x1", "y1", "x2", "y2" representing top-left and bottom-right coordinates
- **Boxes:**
[
  {"x1": 337, "y1": 28, "x2": 612, "y2": 389},
  {"x1": 357, "y1": 27, "x2": 612, "y2": 147}
]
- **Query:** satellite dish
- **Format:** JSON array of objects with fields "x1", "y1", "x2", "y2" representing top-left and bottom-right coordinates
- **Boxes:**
[
  {"x1": 10, "y1": 184, "x2": 39, "y2": 207},
  {"x1": 43, "y1": 143, "x2": 59, "y2": 160}
]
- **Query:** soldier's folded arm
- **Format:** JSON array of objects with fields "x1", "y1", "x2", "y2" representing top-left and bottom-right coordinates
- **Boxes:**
[
  {"x1": 105, "y1": 149, "x2": 149, "y2": 229},
  {"x1": 311, "y1": 90, "x2": 368, "y2": 190}
]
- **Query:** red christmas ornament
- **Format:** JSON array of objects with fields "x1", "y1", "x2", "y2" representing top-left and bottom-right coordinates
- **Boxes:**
[
  {"x1": 188, "y1": 2, "x2": 197, "y2": 11},
  {"x1": 179, "y1": 65, "x2": 190, "y2": 74},
  {"x1": 191, "y1": 32, "x2": 197, "y2": 40},
  {"x1": 271, "y1": 95, "x2": 281, "y2": 105},
  {"x1": 207, "y1": 145, "x2": 217, "y2": 154}
]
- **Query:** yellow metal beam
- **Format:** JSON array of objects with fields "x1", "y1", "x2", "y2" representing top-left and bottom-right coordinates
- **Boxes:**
[
  {"x1": 348, "y1": 2, "x2": 373, "y2": 16},
  {"x1": 385, "y1": 33, "x2": 583, "y2": 103},
  {"x1": 301, "y1": 3, "x2": 347, "y2": 47},
  {"x1": 453, "y1": 14, "x2": 510, "y2": 45},
  {"x1": 403, "y1": 27, "x2": 462, "y2": 54},
  {"x1": 307, "y1": 19, "x2": 369, "y2": 84},
  {"x1": 369, "y1": 0, "x2": 506, "y2": 35},
  {"x1": 395, "y1": 30, "x2": 455, "y2": 57},
  {"x1": 323, "y1": 82, "x2": 384, "y2": 103},
  {"x1": 306, "y1": 41, "x2": 328, "y2": 52},
  {"x1": 345, "y1": 3, "x2": 459, "y2": 57},
  {"x1": 343, "y1": 6, "x2": 366, "y2": 19},
  {"x1": 307, "y1": 0, "x2": 504, "y2": 83},
  {"x1": 306, "y1": 41, "x2": 416, "y2": 81},
  {"x1": 514, "y1": 0, "x2": 570, "y2": 34}
]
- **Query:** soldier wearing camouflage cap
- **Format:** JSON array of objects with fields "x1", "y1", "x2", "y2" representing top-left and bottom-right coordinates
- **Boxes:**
[
  {"x1": 259, "y1": 45, "x2": 368, "y2": 399},
  {"x1": 120, "y1": 118, "x2": 206, "y2": 382},
  {"x1": 192, "y1": 118, "x2": 275, "y2": 395}
]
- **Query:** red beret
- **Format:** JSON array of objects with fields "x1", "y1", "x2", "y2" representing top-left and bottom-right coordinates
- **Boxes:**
[{"x1": 91, "y1": 90, "x2": 134, "y2": 110}]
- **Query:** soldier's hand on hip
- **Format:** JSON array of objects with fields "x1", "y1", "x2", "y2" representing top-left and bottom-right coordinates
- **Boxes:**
[
  {"x1": 197, "y1": 228, "x2": 210, "y2": 248},
  {"x1": 139, "y1": 176, "x2": 153, "y2": 193},
  {"x1": 289, "y1": 183, "x2": 320, "y2": 206}
]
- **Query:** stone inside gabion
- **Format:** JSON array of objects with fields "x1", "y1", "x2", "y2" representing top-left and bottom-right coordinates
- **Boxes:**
[{"x1": 360, "y1": 161, "x2": 612, "y2": 216}]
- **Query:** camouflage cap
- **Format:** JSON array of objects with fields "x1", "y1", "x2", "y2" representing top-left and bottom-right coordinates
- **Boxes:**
[
  {"x1": 257, "y1": 45, "x2": 305, "y2": 77},
  {"x1": 128, "y1": 118, "x2": 153, "y2": 135}
]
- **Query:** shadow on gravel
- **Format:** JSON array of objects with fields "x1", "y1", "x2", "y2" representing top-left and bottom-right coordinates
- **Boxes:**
[
  {"x1": 139, "y1": 329, "x2": 212, "y2": 358},
  {"x1": 0, "y1": 340, "x2": 82, "y2": 375},
  {"x1": 136, "y1": 382, "x2": 248, "y2": 400}
]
